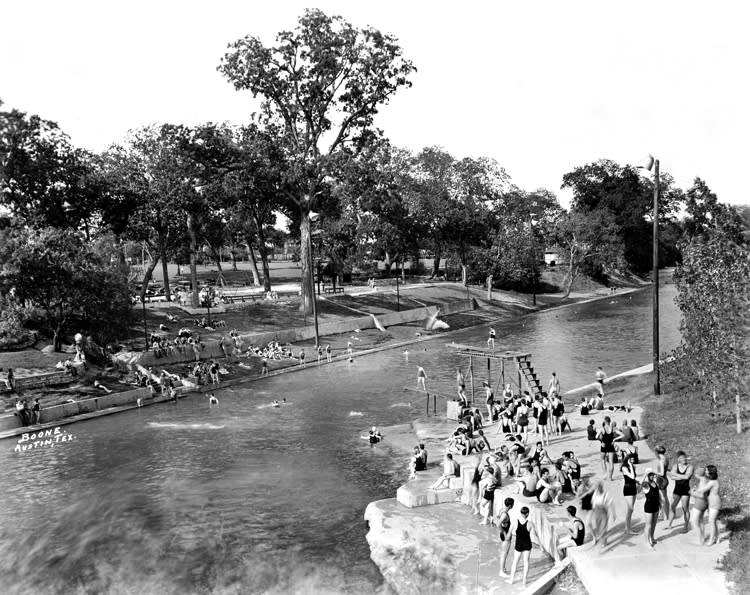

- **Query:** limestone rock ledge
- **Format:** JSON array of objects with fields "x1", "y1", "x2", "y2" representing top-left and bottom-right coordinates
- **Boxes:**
[{"x1": 364, "y1": 498, "x2": 555, "y2": 595}]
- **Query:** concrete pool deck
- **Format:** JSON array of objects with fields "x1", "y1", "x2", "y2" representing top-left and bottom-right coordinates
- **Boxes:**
[{"x1": 366, "y1": 378, "x2": 731, "y2": 595}]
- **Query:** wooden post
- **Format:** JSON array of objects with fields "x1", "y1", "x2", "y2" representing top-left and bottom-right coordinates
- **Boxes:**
[
  {"x1": 501, "y1": 359, "x2": 505, "y2": 389},
  {"x1": 426, "y1": 393, "x2": 430, "y2": 416},
  {"x1": 487, "y1": 357, "x2": 491, "y2": 390},
  {"x1": 469, "y1": 355, "x2": 475, "y2": 407},
  {"x1": 434, "y1": 393, "x2": 437, "y2": 416},
  {"x1": 652, "y1": 158, "x2": 661, "y2": 395}
]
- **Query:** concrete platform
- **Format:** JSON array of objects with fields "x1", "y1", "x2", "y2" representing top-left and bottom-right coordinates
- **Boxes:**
[{"x1": 365, "y1": 499, "x2": 555, "y2": 595}]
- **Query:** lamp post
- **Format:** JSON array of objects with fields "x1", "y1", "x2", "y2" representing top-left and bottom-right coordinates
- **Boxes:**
[
  {"x1": 395, "y1": 276, "x2": 400, "y2": 311},
  {"x1": 142, "y1": 298, "x2": 148, "y2": 348},
  {"x1": 308, "y1": 213, "x2": 320, "y2": 348},
  {"x1": 637, "y1": 155, "x2": 661, "y2": 396}
]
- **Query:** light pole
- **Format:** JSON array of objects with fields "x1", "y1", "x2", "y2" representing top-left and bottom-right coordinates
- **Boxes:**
[
  {"x1": 638, "y1": 155, "x2": 661, "y2": 396},
  {"x1": 308, "y1": 213, "x2": 320, "y2": 348},
  {"x1": 395, "y1": 276, "x2": 400, "y2": 311}
]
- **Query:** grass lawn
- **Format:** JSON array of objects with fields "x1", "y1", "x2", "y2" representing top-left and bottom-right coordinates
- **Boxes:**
[{"x1": 640, "y1": 383, "x2": 750, "y2": 593}]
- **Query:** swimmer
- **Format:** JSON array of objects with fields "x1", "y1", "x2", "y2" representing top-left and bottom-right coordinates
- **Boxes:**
[
  {"x1": 272, "y1": 400, "x2": 280, "y2": 408},
  {"x1": 208, "y1": 394, "x2": 219, "y2": 406},
  {"x1": 93, "y1": 379, "x2": 113, "y2": 394},
  {"x1": 417, "y1": 366, "x2": 426, "y2": 390}
]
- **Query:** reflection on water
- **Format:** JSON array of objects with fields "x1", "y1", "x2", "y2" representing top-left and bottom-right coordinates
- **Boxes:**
[{"x1": 0, "y1": 284, "x2": 680, "y2": 594}]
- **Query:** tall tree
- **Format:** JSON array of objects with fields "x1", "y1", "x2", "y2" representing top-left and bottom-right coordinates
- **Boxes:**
[
  {"x1": 0, "y1": 107, "x2": 107, "y2": 232},
  {"x1": 561, "y1": 159, "x2": 683, "y2": 272},
  {"x1": 554, "y1": 208, "x2": 624, "y2": 298},
  {"x1": 0, "y1": 227, "x2": 132, "y2": 351},
  {"x1": 669, "y1": 179, "x2": 750, "y2": 433},
  {"x1": 103, "y1": 125, "x2": 194, "y2": 303},
  {"x1": 219, "y1": 9, "x2": 415, "y2": 313}
]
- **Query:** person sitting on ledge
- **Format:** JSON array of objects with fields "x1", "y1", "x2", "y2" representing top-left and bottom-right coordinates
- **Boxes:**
[
  {"x1": 93, "y1": 379, "x2": 113, "y2": 394},
  {"x1": 430, "y1": 453, "x2": 460, "y2": 490},
  {"x1": 587, "y1": 419, "x2": 598, "y2": 441}
]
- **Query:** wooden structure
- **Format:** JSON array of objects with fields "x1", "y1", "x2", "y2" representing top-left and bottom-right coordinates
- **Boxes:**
[{"x1": 447, "y1": 343, "x2": 544, "y2": 418}]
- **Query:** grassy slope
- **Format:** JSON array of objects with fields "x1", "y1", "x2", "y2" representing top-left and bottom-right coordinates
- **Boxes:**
[{"x1": 639, "y1": 380, "x2": 750, "y2": 593}]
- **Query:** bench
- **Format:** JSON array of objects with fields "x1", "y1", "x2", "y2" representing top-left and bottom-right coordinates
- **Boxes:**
[
  {"x1": 322, "y1": 287, "x2": 345, "y2": 294},
  {"x1": 222, "y1": 294, "x2": 265, "y2": 304}
]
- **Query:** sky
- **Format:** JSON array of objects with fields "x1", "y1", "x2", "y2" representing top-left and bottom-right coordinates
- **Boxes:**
[{"x1": 2, "y1": 0, "x2": 748, "y2": 208}]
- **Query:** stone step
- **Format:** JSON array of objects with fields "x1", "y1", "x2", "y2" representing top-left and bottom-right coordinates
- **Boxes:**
[{"x1": 397, "y1": 481, "x2": 461, "y2": 508}]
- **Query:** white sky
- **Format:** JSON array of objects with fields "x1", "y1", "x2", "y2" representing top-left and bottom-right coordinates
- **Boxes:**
[{"x1": 2, "y1": 0, "x2": 748, "y2": 207}]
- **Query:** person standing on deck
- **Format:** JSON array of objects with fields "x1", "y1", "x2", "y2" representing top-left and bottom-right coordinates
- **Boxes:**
[{"x1": 417, "y1": 366, "x2": 427, "y2": 390}]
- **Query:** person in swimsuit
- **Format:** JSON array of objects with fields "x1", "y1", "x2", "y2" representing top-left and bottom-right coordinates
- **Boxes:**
[
  {"x1": 621, "y1": 452, "x2": 638, "y2": 534},
  {"x1": 496, "y1": 497, "x2": 515, "y2": 577},
  {"x1": 595, "y1": 367, "x2": 606, "y2": 395},
  {"x1": 667, "y1": 451, "x2": 694, "y2": 532},
  {"x1": 478, "y1": 465, "x2": 498, "y2": 525},
  {"x1": 690, "y1": 466, "x2": 709, "y2": 544},
  {"x1": 557, "y1": 505, "x2": 585, "y2": 559},
  {"x1": 654, "y1": 445, "x2": 671, "y2": 521},
  {"x1": 515, "y1": 401, "x2": 530, "y2": 444},
  {"x1": 550, "y1": 394, "x2": 564, "y2": 436},
  {"x1": 483, "y1": 382, "x2": 495, "y2": 424},
  {"x1": 537, "y1": 393, "x2": 550, "y2": 446},
  {"x1": 516, "y1": 462, "x2": 540, "y2": 498},
  {"x1": 506, "y1": 506, "x2": 540, "y2": 587},
  {"x1": 703, "y1": 465, "x2": 721, "y2": 546},
  {"x1": 416, "y1": 366, "x2": 426, "y2": 390},
  {"x1": 325, "y1": 344, "x2": 332, "y2": 362},
  {"x1": 548, "y1": 372, "x2": 561, "y2": 397},
  {"x1": 642, "y1": 471, "x2": 661, "y2": 548},
  {"x1": 468, "y1": 461, "x2": 482, "y2": 516},
  {"x1": 590, "y1": 481, "x2": 615, "y2": 547},
  {"x1": 597, "y1": 417, "x2": 619, "y2": 480},
  {"x1": 487, "y1": 327, "x2": 496, "y2": 350},
  {"x1": 536, "y1": 467, "x2": 561, "y2": 505},
  {"x1": 502, "y1": 384, "x2": 513, "y2": 404},
  {"x1": 562, "y1": 451, "x2": 582, "y2": 492},
  {"x1": 208, "y1": 394, "x2": 219, "y2": 406}
]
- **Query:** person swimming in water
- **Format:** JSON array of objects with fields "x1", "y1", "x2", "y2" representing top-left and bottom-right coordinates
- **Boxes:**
[
  {"x1": 272, "y1": 400, "x2": 280, "y2": 408},
  {"x1": 208, "y1": 394, "x2": 219, "y2": 406},
  {"x1": 361, "y1": 427, "x2": 383, "y2": 444}
]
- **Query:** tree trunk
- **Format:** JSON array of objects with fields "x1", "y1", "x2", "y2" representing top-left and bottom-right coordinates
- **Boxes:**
[
  {"x1": 562, "y1": 247, "x2": 577, "y2": 300},
  {"x1": 247, "y1": 241, "x2": 261, "y2": 286},
  {"x1": 231, "y1": 245, "x2": 238, "y2": 271},
  {"x1": 160, "y1": 243, "x2": 171, "y2": 301},
  {"x1": 383, "y1": 251, "x2": 392, "y2": 277},
  {"x1": 431, "y1": 250, "x2": 441, "y2": 278},
  {"x1": 461, "y1": 264, "x2": 468, "y2": 286},
  {"x1": 52, "y1": 328, "x2": 62, "y2": 352},
  {"x1": 255, "y1": 218, "x2": 273, "y2": 293},
  {"x1": 140, "y1": 253, "x2": 160, "y2": 304},
  {"x1": 299, "y1": 210, "x2": 313, "y2": 315},
  {"x1": 186, "y1": 213, "x2": 199, "y2": 307},
  {"x1": 737, "y1": 393, "x2": 742, "y2": 434}
]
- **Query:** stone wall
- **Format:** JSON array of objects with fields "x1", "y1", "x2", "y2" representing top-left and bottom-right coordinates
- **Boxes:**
[{"x1": 0, "y1": 387, "x2": 152, "y2": 432}]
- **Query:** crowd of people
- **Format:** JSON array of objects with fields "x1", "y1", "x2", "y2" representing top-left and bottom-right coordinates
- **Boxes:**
[{"x1": 404, "y1": 359, "x2": 724, "y2": 587}]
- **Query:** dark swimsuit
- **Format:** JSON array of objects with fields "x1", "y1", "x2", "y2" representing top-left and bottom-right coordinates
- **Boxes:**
[
  {"x1": 515, "y1": 519, "x2": 532, "y2": 552},
  {"x1": 622, "y1": 464, "x2": 638, "y2": 496},
  {"x1": 644, "y1": 484, "x2": 661, "y2": 514},
  {"x1": 600, "y1": 428, "x2": 615, "y2": 453},
  {"x1": 538, "y1": 408, "x2": 548, "y2": 426},
  {"x1": 498, "y1": 511, "x2": 511, "y2": 542},
  {"x1": 573, "y1": 520, "x2": 585, "y2": 546},
  {"x1": 581, "y1": 490, "x2": 593, "y2": 511},
  {"x1": 673, "y1": 464, "x2": 691, "y2": 496}
]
